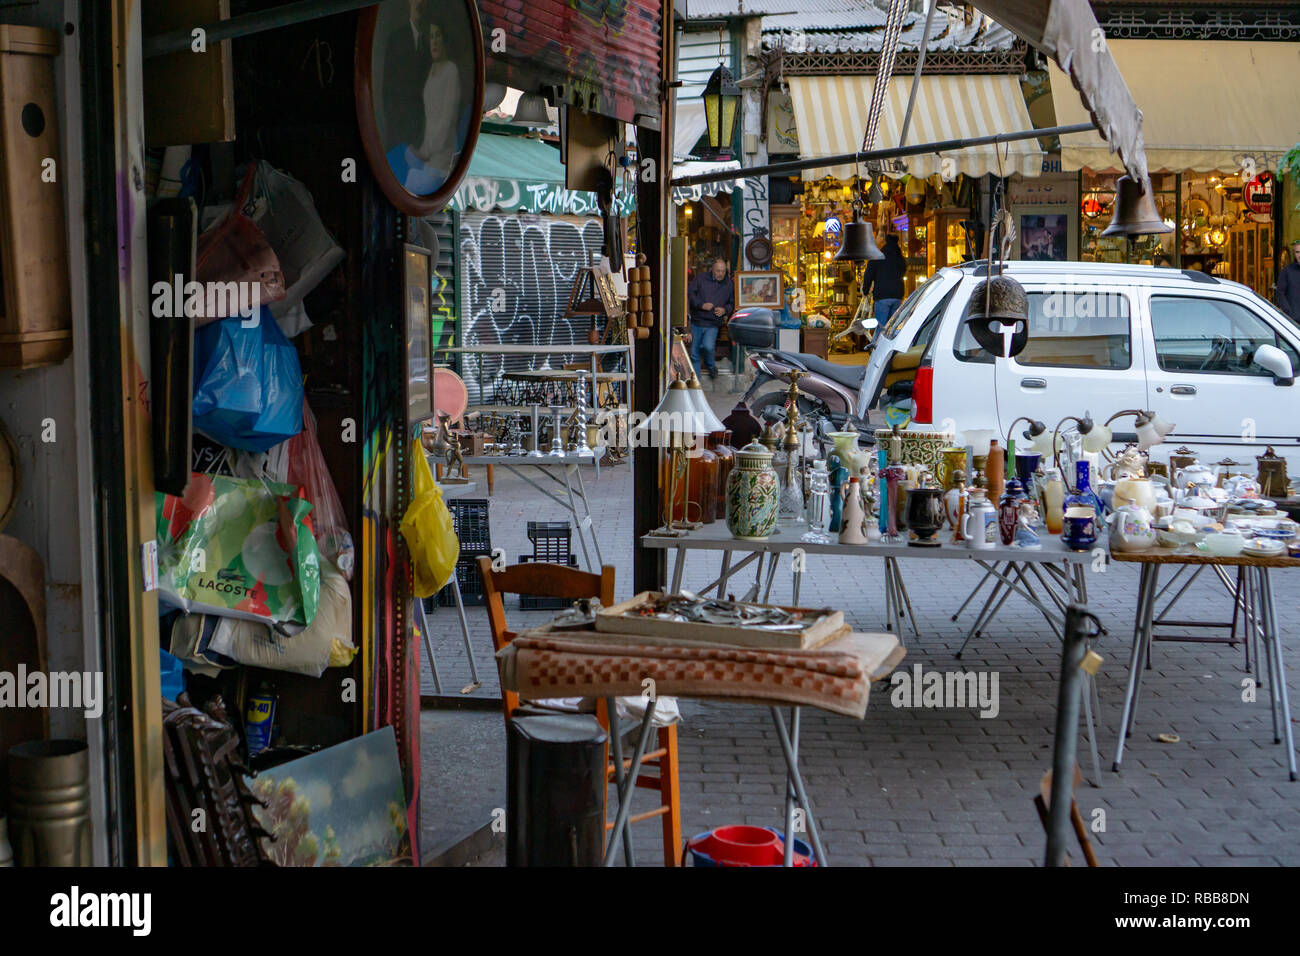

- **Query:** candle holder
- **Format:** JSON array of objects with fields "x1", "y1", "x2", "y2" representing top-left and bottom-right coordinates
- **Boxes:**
[
  {"x1": 527, "y1": 405, "x2": 545, "y2": 457},
  {"x1": 548, "y1": 405, "x2": 566, "y2": 456}
]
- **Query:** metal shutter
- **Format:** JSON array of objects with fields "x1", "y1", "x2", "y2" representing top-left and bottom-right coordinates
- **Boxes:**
[{"x1": 457, "y1": 211, "x2": 606, "y2": 405}]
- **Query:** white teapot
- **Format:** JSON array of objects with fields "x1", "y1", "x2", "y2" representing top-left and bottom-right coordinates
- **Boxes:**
[
  {"x1": 1107, "y1": 503, "x2": 1157, "y2": 552},
  {"x1": 1174, "y1": 462, "x2": 1216, "y2": 497}
]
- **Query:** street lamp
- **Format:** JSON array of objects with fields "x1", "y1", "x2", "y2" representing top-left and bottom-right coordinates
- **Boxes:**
[{"x1": 701, "y1": 63, "x2": 740, "y2": 156}]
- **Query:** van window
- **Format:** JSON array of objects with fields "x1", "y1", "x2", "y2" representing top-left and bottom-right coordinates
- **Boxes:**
[
  {"x1": 1151, "y1": 296, "x2": 1300, "y2": 376},
  {"x1": 915, "y1": 286, "x2": 958, "y2": 360},
  {"x1": 954, "y1": 289, "x2": 1131, "y2": 367},
  {"x1": 881, "y1": 274, "x2": 942, "y2": 339}
]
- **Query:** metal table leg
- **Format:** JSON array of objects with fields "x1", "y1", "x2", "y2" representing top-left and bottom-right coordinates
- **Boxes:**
[
  {"x1": 417, "y1": 598, "x2": 442, "y2": 694},
  {"x1": 1113, "y1": 563, "x2": 1157, "y2": 772},
  {"x1": 761, "y1": 552, "x2": 780, "y2": 603},
  {"x1": 781, "y1": 706, "x2": 800, "y2": 867},
  {"x1": 890, "y1": 558, "x2": 921, "y2": 640},
  {"x1": 572, "y1": 464, "x2": 604, "y2": 566},
  {"x1": 951, "y1": 564, "x2": 999, "y2": 622},
  {"x1": 450, "y1": 574, "x2": 482, "y2": 691},
  {"x1": 604, "y1": 698, "x2": 636, "y2": 867},
  {"x1": 561, "y1": 465, "x2": 596, "y2": 572},
  {"x1": 670, "y1": 546, "x2": 686, "y2": 593},
  {"x1": 1251, "y1": 568, "x2": 1281, "y2": 745},
  {"x1": 770, "y1": 706, "x2": 827, "y2": 866},
  {"x1": 603, "y1": 699, "x2": 657, "y2": 866},
  {"x1": 716, "y1": 551, "x2": 733, "y2": 597},
  {"x1": 1259, "y1": 568, "x2": 1297, "y2": 781}
]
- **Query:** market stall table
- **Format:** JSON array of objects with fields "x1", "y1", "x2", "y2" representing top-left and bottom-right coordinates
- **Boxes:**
[
  {"x1": 1109, "y1": 548, "x2": 1299, "y2": 781},
  {"x1": 498, "y1": 621, "x2": 905, "y2": 866},
  {"x1": 642, "y1": 524, "x2": 1108, "y2": 782}
]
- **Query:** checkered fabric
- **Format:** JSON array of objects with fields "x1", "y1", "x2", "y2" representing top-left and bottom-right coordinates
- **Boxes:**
[{"x1": 505, "y1": 632, "x2": 882, "y2": 719}]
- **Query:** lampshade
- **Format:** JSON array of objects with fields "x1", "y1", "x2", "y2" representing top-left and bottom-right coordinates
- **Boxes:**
[
  {"x1": 962, "y1": 428, "x2": 993, "y2": 458},
  {"x1": 1026, "y1": 427, "x2": 1060, "y2": 458},
  {"x1": 685, "y1": 376, "x2": 726, "y2": 433},
  {"x1": 634, "y1": 379, "x2": 702, "y2": 441},
  {"x1": 1148, "y1": 412, "x2": 1175, "y2": 439},
  {"x1": 1078, "y1": 413, "x2": 1113, "y2": 453}
]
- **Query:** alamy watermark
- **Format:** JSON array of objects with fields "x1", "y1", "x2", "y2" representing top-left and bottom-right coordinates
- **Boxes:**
[
  {"x1": 151, "y1": 274, "x2": 261, "y2": 325},
  {"x1": 0, "y1": 666, "x2": 103, "y2": 719},
  {"x1": 890, "y1": 663, "x2": 1000, "y2": 719}
]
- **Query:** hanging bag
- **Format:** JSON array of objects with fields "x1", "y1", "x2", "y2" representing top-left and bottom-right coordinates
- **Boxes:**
[
  {"x1": 399, "y1": 439, "x2": 459, "y2": 598},
  {"x1": 195, "y1": 165, "x2": 287, "y2": 323}
]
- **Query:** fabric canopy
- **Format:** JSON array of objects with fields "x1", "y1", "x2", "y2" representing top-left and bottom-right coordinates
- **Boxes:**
[
  {"x1": 673, "y1": 101, "x2": 710, "y2": 160},
  {"x1": 1050, "y1": 40, "x2": 1300, "y2": 173},
  {"x1": 787, "y1": 74, "x2": 1044, "y2": 180},
  {"x1": 449, "y1": 133, "x2": 635, "y2": 216},
  {"x1": 973, "y1": 0, "x2": 1147, "y2": 182},
  {"x1": 671, "y1": 160, "x2": 744, "y2": 204}
]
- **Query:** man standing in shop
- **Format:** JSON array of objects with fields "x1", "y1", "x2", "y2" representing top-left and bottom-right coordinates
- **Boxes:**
[
  {"x1": 688, "y1": 257, "x2": 734, "y2": 380},
  {"x1": 1277, "y1": 239, "x2": 1300, "y2": 323},
  {"x1": 860, "y1": 233, "x2": 907, "y2": 342}
]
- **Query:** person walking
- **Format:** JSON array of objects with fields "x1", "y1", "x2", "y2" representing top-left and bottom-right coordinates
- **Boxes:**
[
  {"x1": 1277, "y1": 239, "x2": 1300, "y2": 324},
  {"x1": 860, "y1": 233, "x2": 907, "y2": 341},
  {"x1": 687, "y1": 257, "x2": 734, "y2": 379}
]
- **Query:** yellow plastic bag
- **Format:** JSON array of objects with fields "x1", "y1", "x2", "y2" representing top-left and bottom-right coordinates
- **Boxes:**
[{"x1": 400, "y1": 439, "x2": 460, "y2": 598}]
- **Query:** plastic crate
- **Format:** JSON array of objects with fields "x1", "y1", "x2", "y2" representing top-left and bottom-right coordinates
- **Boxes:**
[
  {"x1": 527, "y1": 521, "x2": 571, "y2": 565},
  {"x1": 449, "y1": 499, "x2": 491, "y2": 558},
  {"x1": 518, "y1": 554, "x2": 580, "y2": 610},
  {"x1": 437, "y1": 555, "x2": 489, "y2": 607}
]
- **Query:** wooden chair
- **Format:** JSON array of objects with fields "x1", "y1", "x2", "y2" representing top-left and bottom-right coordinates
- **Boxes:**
[
  {"x1": 477, "y1": 556, "x2": 683, "y2": 866},
  {"x1": 1032, "y1": 766, "x2": 1099, "y2": 867}
]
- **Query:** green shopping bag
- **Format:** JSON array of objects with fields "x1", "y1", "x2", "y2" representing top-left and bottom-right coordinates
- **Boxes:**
[{"x1": 156, "y1": 473, "x2": 321, "y2": 628}]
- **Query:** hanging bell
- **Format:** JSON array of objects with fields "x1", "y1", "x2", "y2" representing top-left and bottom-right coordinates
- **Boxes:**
[
  {"x1": 511, "y1": 93, "x2": 552, "y2": 127},
  {"x1": 834, "y1": 211, "x2": 884, "y2": 262},
  {"x1": 1102, "y1": 175, "x2": 1173, "y2": 237},
  {"x1": 963, "y1": 274, "x2": 1028, "y2": 358}
]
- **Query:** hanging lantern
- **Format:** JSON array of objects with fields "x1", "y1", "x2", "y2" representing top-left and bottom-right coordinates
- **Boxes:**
[{"x1": 701, "y1": 64, "x2": 741, "y2": 155}]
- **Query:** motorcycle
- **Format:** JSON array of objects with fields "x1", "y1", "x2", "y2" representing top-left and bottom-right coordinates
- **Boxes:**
[{"x1": 730, "y1": 306, "x2": 900, "y2": 452}]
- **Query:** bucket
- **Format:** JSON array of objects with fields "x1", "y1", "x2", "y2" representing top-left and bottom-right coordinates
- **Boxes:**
[{"x1": 686, "y1": 826, "x2": 816, "y2": 867}]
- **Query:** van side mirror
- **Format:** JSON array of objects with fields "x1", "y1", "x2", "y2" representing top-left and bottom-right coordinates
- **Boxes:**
[{"x1": 1252, "y1": 343, "x2": 1294, "y2": 385}]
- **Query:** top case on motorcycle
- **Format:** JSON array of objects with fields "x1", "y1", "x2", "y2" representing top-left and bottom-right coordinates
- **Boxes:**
[{"x1": 727, "y1": 307, "x2": 779, "y2": 348}]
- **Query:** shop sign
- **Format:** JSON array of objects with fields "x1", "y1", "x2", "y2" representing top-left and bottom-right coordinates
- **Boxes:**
[
  {"x1": 451, "y1": 176, "x2": 635, "y2": 216},
  {"x1": 767, "y1": 91, "x2": 799, "y2": 155},
  {"x1": 1244, "y1": 172, "x2": 1273, "y2": 217}
]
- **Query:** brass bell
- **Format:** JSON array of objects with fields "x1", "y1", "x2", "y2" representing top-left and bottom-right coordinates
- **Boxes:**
[
  {"x1": 965, "y1": 274, "x2": 1028, "y2": 323},
  {"x1": 1102, "y1": 175, "x2": 1173, "y2": 237},
  {"x1": 834, "y1": 211, "x2": 885, "y2": 262}
]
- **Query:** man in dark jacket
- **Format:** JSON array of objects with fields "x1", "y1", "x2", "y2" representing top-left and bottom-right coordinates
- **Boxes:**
[
  {"x1": 1277, "y1": 239, "x2": 1300, "y2": 324},
  {"x1": 861, "y1": 233, "x2": 907, "y2": 337},
  {"x1": 382, "y1": 0, "x2": 432, "y2": 149},
  {"x1": 687, "y1": 258, "x2": 734, "y2": 379}
]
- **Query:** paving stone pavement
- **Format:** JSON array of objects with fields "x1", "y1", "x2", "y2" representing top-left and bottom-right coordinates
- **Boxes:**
[{"x1": 421, "y1": 428, "x2": 1300, "y2": 866}]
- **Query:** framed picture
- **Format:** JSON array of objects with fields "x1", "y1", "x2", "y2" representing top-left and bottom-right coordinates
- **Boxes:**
[
  {"x1": 355, "y1": 0, "x2": 485, "y2": 216},
  {"x1": 404, "y1": 244, "x2": 433, "y2": 424},
  {"x1": 1018, "y1": 212, "x2": 1070, "y2": 262},
  {"x1": 735, "y1": 270, "x2": 784, "y2": 309}
]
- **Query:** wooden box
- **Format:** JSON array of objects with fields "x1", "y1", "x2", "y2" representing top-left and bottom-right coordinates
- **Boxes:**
[
  {"x1": 595, "y1": 591, "x2": 846, "y2": 650},
  {"x1": 0, "y1": 25, "x2": 71, "y2": 368},
  {"x1": 801, "y1": 327, "x2": 830, "y2": 360}
]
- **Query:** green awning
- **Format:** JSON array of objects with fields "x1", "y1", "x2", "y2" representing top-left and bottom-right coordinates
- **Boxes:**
[{"x1": 449, "y1": 133, "x2": 635, "y2": 216}]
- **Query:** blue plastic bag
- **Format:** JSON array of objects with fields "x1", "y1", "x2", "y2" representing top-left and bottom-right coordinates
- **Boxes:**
[{"x1": 193, "y1": 307, "x2": 303, "y2": 451}]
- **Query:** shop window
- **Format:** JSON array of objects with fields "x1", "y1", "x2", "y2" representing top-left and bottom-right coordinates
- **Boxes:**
[{"x1": 1151, "y1": 296, "x2": 1300, "y2": 376}]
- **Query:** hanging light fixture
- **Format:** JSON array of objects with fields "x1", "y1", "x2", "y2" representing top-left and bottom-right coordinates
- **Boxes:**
[
  {"x1": 511, "y1": 93, "x2": 552, "y2": 127},
  {"x1": 701, "y1": 63, "x2": 741, "y2": 156}
]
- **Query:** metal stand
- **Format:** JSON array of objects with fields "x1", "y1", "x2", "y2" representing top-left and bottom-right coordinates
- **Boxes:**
[{"x1": 416, "y1": 577, "x2": 481, "y2": 694}]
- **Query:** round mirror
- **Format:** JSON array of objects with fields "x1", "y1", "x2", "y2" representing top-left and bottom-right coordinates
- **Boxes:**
[{"x1": 355, "y1": 0, "x2": 485, "y2": 215}]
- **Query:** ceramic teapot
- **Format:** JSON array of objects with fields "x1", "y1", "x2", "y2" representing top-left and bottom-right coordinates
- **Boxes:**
[
  {"x1": 1107, "y1": 503, "x2": 1157, "y2": 552},
  {"x1": 1174, "y1": 462, "x2": 1216, "y2": 496}
]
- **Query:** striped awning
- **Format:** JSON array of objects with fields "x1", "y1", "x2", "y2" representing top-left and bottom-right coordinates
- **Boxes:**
[{"x1": 786, "y1": 74, "x2": 1044, "y2": 180}]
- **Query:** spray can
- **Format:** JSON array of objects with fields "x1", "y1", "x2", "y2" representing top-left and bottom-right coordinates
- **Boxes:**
[{"x1": 244, "y1": 682, "x2": 277, "y2": 758}]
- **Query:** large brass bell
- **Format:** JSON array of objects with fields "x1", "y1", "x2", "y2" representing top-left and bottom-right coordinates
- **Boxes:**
[
  {"x1": 834, "y1": 210, "x2": 885, "y2": 262},
  {"x1": 964, "y1": 273, "x2": 1028, "y2": 357},
  {"x1": 1102, "y1": 175, "x2": 1173, "y2": 237}
]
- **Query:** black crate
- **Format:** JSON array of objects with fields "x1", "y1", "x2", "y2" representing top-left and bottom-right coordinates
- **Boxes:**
[
  {"x1": 527, "y1": 521, "x2": 571, "y2": 565},
  {"x1": 450, "y1": 499, "x2": 492, "y2": 558},
  {"x1": 518, "y1": 555, "x2": 580, "y2": 610},
  {"x1": 437, "y1": 553, "x2": 490, "y2": 607}
]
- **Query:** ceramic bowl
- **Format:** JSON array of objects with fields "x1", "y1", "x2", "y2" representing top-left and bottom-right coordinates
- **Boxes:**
[
  {"x1": 1243, "y1": 539, "x2": 1287, "y2": 557},
  {"x1": 1203, "y1": 532, "x2": 1245, "y2": 557},
  {"x1": 1157, "y1": 525, "x2": 1203, "y2": 548}
]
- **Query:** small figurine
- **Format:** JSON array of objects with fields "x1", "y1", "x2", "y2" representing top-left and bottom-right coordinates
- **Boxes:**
[
  {"x1": 437, "y1": 412, "x2": 468, "y2": 483},
  {"x1": 944, "y1": 469, "x2": 968, "y2": 543},
  {"x1": 1013, "y1": 498, "x2": 1042, "y2": 549}
]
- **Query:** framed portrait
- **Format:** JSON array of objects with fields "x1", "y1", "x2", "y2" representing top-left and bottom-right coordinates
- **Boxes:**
[
  {"x1": 1017, "y1": 212, "x2": 1071, "y2": 262},
  {"x1": 735, "y1": 270, "x2": 784, "y2": 309},
  {"x1": 355, "y1": 0, "x2": 485, "y2": 216},
  {"x1": 404, "y1": 244, "x2": 433, "y2": 424}
]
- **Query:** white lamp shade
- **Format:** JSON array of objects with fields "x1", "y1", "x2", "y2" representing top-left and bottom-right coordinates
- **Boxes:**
[
  {"x1": 1135, "y1": 419, "x2": 1161, "y2": 450},
  {"x1": 962, "y1": 429, "x2": 993, "y2": 458},
  {"x1": 1027, "y1": 428, "x2": 1060, "y2": 458},
  {"x1": 1150, "y1": 413, "x2": 1175, "y2": 438},
  {"x1": 685, "y1": 381, "x2": 726, "y2": 433},
  {"x1": 1081, "y1": 422, "x2": 1112, "y2": 453},
  {"x1": 635, "y1": 381, "x2": 705, "y2": 440}
]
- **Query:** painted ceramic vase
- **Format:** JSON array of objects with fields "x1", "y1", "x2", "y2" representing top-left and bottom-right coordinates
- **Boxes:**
[
  {"x1": 874, "y1": 427, "x2": 955, "y2": 473},
  {"x1": 725, "y1": 441, "x2": 780, "y2": 540}
]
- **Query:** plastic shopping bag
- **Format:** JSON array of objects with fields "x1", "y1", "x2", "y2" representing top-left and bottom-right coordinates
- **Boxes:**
[
  {"x1": 156, "y1": 473, "x2": 321, "y2": 628},
  {"x1": 285, "y1": 399, "x2": 354, "y2": 579},
  {"x1": 399, "y1": 439, "x2": 458, "y2": 599},
  {"x1": 195, "y1": 164, "x2": 286, "y2": 323},
  {"x1": 193, "y1": 308, "x2": 304, "y2": 452}
]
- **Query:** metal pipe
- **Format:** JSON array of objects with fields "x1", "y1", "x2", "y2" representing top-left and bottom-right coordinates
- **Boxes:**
[
  {"x1": 144, "y1": 0, "x2": 380, "y2": 59},
  {"x1": 671, "y1": 123, "x2": 1096, "y2": 188},
  {"x1": 1046, "y1": 604, "x2": 1097, "y2": 867},
  {"x1": 897, "y1": 0, "x2": 940, "y2": 148}
]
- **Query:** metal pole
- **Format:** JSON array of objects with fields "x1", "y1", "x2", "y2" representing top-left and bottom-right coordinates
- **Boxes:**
[
  {"x1": 145, "y1": 0, "x2": 380, "y2": 58},
  {"x1": 671, "y1": 123, "x2": 1096, "y2": 188},
  {"x1": 897, "y1": 0, "x2": 940, "y2": 148},
  {"x1": 1046, "y1": 604, "x2": 1097, "y2": 866}
]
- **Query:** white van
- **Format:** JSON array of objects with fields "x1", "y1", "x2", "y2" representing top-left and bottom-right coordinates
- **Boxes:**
[{"x1": 863, "y1": 261, "x2": 1300, "y2": 473}]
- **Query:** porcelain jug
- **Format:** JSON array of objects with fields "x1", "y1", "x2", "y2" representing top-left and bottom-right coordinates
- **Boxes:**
[
  {"x1": 725, "y1": 441, "x2": 780, "y2": 540},
  {"x1": 839, "y1": 477, "x2": 869, "y2": 544},
  {"x1": 1107, "y1": 504, "x2": 1157, "y2": 552},
  {"x1": 961, "y1": 490, "x2": 997, "y2": 549}
]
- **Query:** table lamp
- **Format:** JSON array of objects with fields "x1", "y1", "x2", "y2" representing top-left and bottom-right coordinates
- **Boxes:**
[
  {"x1": 1105, "y1": 408, "x2": 1175, "y2": 451},
  {"x1": 682, "y1": 373, "x2": 727, "y2": 527},
  {"x1": 636, "y1": 378, "x2": 704, "y2": 537}
]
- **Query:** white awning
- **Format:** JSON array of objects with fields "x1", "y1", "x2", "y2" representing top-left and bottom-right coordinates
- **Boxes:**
[
  {"x1": 786, "y1": 74, "x2": 1044, "y2": 180},
  {"x1": 672, "y1": 160, "x2": 744, "y2": 204},
  {"x1": 1050, "y1": 40, "x2": 1300, "y2": 173},
  {"x1": 673, "y1": 101, "x2": 710, "y2": 160}
]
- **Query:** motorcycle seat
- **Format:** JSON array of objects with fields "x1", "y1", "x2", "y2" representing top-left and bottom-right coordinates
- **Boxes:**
[{"x1": 774, "y1": 351, "x2": 868, "y2": 391}]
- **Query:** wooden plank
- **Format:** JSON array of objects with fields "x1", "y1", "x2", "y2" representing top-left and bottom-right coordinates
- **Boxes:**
[
  {"x1": 593, "y1": 591, "x2": 845, "y2": 650},
  {"x1": 142, "y1": 0, "x2": 234, "y2": 146},
  {"x1": 1109, "y1": 548, "x2": 1300, "y2": 569}
]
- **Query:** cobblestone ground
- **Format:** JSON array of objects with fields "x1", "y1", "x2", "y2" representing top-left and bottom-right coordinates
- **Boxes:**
[{"x1": 423, "y1": 441, "x2": 1300, "y2": 866}]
